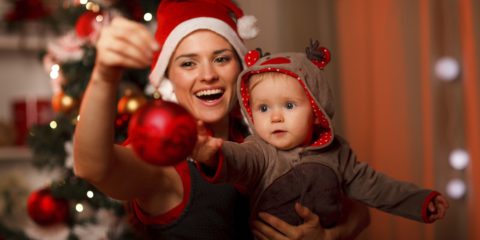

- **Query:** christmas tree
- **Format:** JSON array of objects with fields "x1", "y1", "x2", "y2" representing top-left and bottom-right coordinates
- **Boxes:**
[{"x1": 1, "y1": 0, "x2": 159, "y2": 239}]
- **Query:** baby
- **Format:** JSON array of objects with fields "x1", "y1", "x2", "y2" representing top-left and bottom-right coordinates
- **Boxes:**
[{"x1": 193, "y1": 42, "x2": 449, "y2": 228}]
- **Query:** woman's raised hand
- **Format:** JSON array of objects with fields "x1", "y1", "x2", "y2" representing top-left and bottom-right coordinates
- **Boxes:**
[
  {"x1": 191, "y1": 121, "x2": 223, "y2": 169},
  {"x1": 94, "y1": 17, "x2": 159, "y2": 82}
]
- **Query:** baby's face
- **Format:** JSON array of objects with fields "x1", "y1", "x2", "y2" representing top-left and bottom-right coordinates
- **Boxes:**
[{"x1": 249, "y1": 74, "x2": 315, "y2": 150}]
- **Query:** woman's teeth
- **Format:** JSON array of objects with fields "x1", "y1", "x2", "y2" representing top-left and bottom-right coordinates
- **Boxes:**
[{"x1": 195, "y1": 89, "x2": 224, "y2": 101}]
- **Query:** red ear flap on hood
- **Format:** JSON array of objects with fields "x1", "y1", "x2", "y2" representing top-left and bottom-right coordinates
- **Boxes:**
[
  {"x1": 244, "y1": 50, "x2": 260, "y2": 67},
  {"x1": 244, "y1": 48, "x2": 270, "y2": 67},
  {"x1": 305, "y1": 39, "x2": 331, "y2": 69}
]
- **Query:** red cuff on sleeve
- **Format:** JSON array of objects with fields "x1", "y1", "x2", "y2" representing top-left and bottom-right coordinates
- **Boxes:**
[
  {"x1": 196, "y1": 150, "x2": 225, "y2": 183},
  {"x1": 421, "y1": 191, "x2": 440, "y2": 223}
]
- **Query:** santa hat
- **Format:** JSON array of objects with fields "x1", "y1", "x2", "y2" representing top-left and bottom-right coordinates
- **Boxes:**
[{"x1": 148, "y1": 0, "x2": 259, "y2": 101}]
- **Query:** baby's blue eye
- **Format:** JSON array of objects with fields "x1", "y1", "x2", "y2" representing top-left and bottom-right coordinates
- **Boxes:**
[{"x1": 286, "y1": 102, "x2": 295, "y2": 109}]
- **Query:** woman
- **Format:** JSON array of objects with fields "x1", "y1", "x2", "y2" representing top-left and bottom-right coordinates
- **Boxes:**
[{"x1": 73, "y1": 0, "x2": 369, "y2": 239}]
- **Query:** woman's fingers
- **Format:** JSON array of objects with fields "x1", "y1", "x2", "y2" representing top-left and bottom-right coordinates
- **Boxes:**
[
  {"x1": 96, "y1": 17, "x2": 157, "y2": 70},
  {"x1": 252, "y1": 217, "x2": 290, "y2": 240},
  {"x1": 295, "y1": 202, "x2": 319, "y2": 226}
]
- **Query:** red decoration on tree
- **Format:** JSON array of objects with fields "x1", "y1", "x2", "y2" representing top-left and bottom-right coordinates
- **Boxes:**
[
  {"x1": 117, "y1": 92, "x2": 147, "y2": 115},
  {"x1": 27, "y1": 188, "x2": 69, "y2": 226},
  {"x1": 128, "y1": 99, "x2": 198, "y2": 166},
  {"x1": 75, "y1": 11, "x2": 101, "y2": 38}
]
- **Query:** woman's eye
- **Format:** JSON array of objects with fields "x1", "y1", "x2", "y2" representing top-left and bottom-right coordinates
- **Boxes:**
[
  {"x1": 286, "y1": 102, "x2": 295, "y2": 109},
  {"x1": 214, "y1": 56, "x2": 231, "y2": 64},
  {"x1": 180, "y1": 61, "x2": 194, "y2": 68},
  {"x1": 259, "y1": 105, "x2": 268, "y2": 112}
]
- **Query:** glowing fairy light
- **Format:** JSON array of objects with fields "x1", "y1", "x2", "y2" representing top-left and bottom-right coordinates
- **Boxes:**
[
  {"x1": 86, "y1": 191, "x2": 94, "y2": 199},
  {"x1": 50, "y1": 121, "x2": 58, "y2": 129},
  {"x1": 75, "y1": 203, "x2": 84, "y2": 213},
  {"x1": 144, "y1": 13, "x2": 153, "y2": 22},
  {"x1": 51, "y1": 64, "x2": 60, "y2": 72},
  {"x1": 50, "y1": 70, "x2": 59, "y2": 80},
  {"x1": 50, "y1": 64, "x2": 60, "y2": 80}
]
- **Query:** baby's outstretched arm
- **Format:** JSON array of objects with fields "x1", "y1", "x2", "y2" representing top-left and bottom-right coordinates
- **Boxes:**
[
  {"x1": 191, "y1": 121, "x2": 223, "y2": 168},
  {"x1": 427, "y1": 195, "x2": 449, "y2": 222}
]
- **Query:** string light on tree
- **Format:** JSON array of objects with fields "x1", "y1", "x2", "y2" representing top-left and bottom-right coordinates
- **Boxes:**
[
  {"x1": 49, "y1": 64, "x2": 60, "y2": 80},
  {"x1": 117, "y1": 89, "x2": 147, "y2": 114},
  {"x1": 86, "y1": 191, "x2": 94, "y2": 199},
  {"x1": 144, "y1": 13, "x2": 153, "y2": 22},
  {"x1": 50, "y1": 121, "x2": 58, "y2": 129},
  {"x1": 51, "y1": 91, "x2": 78, "y2": 113},
  {"x1": 75, "y1": 203, "x2": 84, "y2": 213}
]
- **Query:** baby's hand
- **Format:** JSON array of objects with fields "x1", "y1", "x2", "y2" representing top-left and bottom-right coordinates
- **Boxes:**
[
  {"x1": 427, "y1": 195, "x2": 449, "y2": 222},
  {"x1": 191, "y1": 121, "x2": 223, "y2": 168}
]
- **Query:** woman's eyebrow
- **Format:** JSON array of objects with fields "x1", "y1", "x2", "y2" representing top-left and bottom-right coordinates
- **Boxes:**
[
  {"x1": 173, "y1": 53, "x2": 197, "y2": 61},
  {"x1": 214, "y1": 49, "x2": 233, "y2": 55}
]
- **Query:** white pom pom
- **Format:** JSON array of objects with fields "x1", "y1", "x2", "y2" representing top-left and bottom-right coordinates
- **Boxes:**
[
  {"x1": 238, "y1": 15, "x2": 259, "y2": 40},
  {"x1": 145, "y1": 78, "x2": 178, "y2": 103}
]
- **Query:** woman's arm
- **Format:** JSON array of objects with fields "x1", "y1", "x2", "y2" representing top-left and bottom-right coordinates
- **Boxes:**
[
  {"x1": 73, "y1": 17, "x2": 182, "y2": 213},
  {"x1": 252, "y1": 198, "x2": 370, "y2": 240}
]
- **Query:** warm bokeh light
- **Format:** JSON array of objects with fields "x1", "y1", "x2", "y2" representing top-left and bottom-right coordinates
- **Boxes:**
[
  {"x1": 449, "y1": 148, "x2": 469, "y2": 170},
  {"x1": 435, "y1": 57, "x2": 460, "y2": 81},
  {"x1": 86, "y1": 191, "x2": 94, "y2": 199},
  {"x1": 144, "y1": 13, "x2": 153, "y2": 22},
  {"x1": 446, "y1": 179, "x2": 466, "y2": 199},
  {"x1": 75, "y1": 203, "x2": 84, "y2": 213},
  {"x1": 49, "y1": 121, "x2": 58, "y2": 129}
]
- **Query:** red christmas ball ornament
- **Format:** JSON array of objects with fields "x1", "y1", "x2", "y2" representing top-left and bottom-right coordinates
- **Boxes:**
[
  {"x1": 27, "y1": 188, "x2": 69, "y2": 226},
  {"x1": 128, "y1": 99, "x2": 198, "y2": 166}
]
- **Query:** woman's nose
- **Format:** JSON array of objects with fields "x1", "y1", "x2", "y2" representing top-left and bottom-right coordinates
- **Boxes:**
[{"x1": 199, "y1": 62, "x2": 219, "y2": 82}]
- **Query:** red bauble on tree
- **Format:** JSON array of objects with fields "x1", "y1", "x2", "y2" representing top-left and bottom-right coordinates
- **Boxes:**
[
  {"x1": 27, "y1": 188, "x2": 69, "y2": 226},
  {"x1": 75, "y1": 11, "x2": 101, "y2": 38},
  {"x1": 128, "y1": 99, "x2": 197, "y2": 166}
]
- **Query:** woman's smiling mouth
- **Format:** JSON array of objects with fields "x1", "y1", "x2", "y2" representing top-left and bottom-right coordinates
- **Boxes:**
[{"x1": 195, "y1": 88, "x2": 225, "y2": 102}]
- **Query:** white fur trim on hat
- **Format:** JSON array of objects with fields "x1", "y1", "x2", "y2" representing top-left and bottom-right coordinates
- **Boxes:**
[
  {"x1": 144, "y1": 77, "x2": 178, "y2": 103},
  {"x1": 238, "y1": 15, "x2": 259, "y2": 40},
  {"x1": 149, "y1": 17, "x2": 248, "y2": 91}
]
